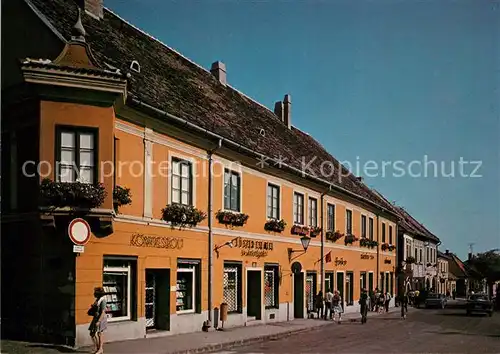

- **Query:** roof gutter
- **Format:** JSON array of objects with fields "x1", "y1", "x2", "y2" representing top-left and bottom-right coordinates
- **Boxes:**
[{"x1": 130, "y1": 97, "x2": 399, "y2": 218}]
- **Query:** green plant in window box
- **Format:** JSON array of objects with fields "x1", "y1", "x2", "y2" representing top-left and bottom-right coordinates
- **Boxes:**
[
  {"x1": 326, "y1": 230, "x2": 343, "y2": 242},
  {"x1": 344, "y1": 234, "x2": 358, "y2": 245},
  {"x1": 309, "y1": 226, "x2": 322, "y2": 238},
  {"x1": 215, "y1": 210, "x2": 249, "y2": 227},
  {"x1": 113, "y1": 186, "x2": 132, "y2": 213},
  {"x1": 39, "y1": 178, "x2": 106, "y2": 209},
  {"x1": 360, "y1": 238, "x2": 371, "y2": 248},
  {"x1": 368, "y1": 240, "x2": 379, "y2": 248},
  {"x1": 381, "y1": 243, "x2": 389, "y2": 251},
  {"x1": 161, "y1": 203, "x2": 206, "y2": 229},
  {"x1": 264, "y1": 219, "x2": 286, "y2": 233},
  {"x1": 388, "y1": 244, "x2": 396, "y2": 252}
]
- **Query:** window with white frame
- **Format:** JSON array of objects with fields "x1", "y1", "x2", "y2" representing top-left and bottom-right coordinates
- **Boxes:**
[
  {"x1": 224, "y1": 169, "x2": 241, "y2": 212},
  {"x1": 57, "y1": 128, "x2": 96, "y2": 183},
  {"x1": 176, "y1": 260, "x2": 200, "y2": 313},
  {"x1": 308, "y1": 197, "x2": 317, "y2": 227},
  {"x1": 264, "y1": 264, "x2": 279, "y2": 308},
  {"x1": 369, "y1": 217, "x2": 374, "y2": 241},
  {"x1": 346, "y1": 209, "x2": 352, "y2": 234},
  {"x1": 327, "y1": 204, "x2": 335, "y2": 231},
  {"x1": 267, "y1": 184, "x2": 280, "y2": 219},
  {"x1": 361, "y1": 215, "x2": 367, "y2": 238},
  {"x1": 293, "y1": 192, "x2": 304, "y2": 225},
  {"x1": 171, "y1": 158, "x2": 192, "y2": 205},
  {"x1": 103, "y1": 258, "x2": 135, "y2": 321}
]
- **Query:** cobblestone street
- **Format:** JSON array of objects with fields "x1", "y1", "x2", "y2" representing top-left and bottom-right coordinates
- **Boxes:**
[{"x1": 211, "y1": 308, "x2": 500, "y2": 354}]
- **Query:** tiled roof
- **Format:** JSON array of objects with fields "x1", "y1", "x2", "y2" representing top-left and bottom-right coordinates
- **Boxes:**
[
  {"x1": 437, "y1": 250, "x2": 452, "y2": 260},
  {"x1": 25, "y1": 0, "x2": 398, "y2": 215},
  {"x1": 394, "y1": 205, "x2": 440, "y2": 243}
]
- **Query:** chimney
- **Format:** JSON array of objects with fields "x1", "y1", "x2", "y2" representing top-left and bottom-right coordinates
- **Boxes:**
[
  {"x1": 468, "y1": 252, "x2": 472, "y2": 261},
  {"x1": 283, "y1": 94, "x2": 291, "y2": 129},
  {"x1": 445, "y1": 249, "x2": 449, "y2": 255},
  {"x1": 274, "y1": 101, "x2": 284, "y2": 122},
  {"x1": 356, "y1": 176, "x2": 363, "y2": 182},
  {"x1": 210, "y1": 61, "x2": 227, "y2": 86},
  {"x1": 82, "y1": 0, "x2": 103, "y2": 20}
]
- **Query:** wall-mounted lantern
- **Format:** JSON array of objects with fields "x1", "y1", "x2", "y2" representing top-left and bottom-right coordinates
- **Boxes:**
[{"x1": 287, "y1": 235, "x2": 311, "y2": 262}]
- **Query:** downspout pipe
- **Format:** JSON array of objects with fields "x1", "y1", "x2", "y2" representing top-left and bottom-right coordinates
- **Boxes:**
[
  {"x1": 129, "y1": 97, "x2": 400, "y2": 219},
  {"x1": 376, "y1": 214, "x2": 380, "y2": 291},
  {"x1": 320, "y1": 186, "x2": 330, "y2": 295},
  {"x1": 206, "y1": 138, "x2": 223, "y2": 328}
]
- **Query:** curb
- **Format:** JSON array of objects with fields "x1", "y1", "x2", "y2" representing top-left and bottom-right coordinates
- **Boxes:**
[{"x1": 168, "y1": 322, "x2": 334, "y2": 354}]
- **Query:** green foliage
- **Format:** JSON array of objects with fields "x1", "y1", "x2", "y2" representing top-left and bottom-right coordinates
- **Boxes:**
[
  {"x1": 113, "y1": 186, "x2": 132, "y2": 207},
  {"x1": 40, "y1": 178, "x2": 106, "y2": 209},
  {"x1": 161, "y1": 204, "x2": 206, "y2": 228},
  {"x1": 468, "y1": 250, "x2": 500, "y2": 282},
  {"x1": 264, "y1": 219, "x2": 286, "y2": 233},
  {"x1": 215, "y1": 210, "x2": 249, "y2": 227}
]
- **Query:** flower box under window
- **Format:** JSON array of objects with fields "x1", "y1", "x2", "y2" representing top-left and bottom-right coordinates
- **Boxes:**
[
  {"x1": 215, "y1": 210, "x2": 249, "y2": 227},
  {"x1": 113, "y1": 185, "x2": 132, "y2": 212},
  {"x1": 326, "y1": 231, "x2": 343, "y2": 242},
  {"x1": 344, "y1": 234, "x2": 358, "y2": 245},
  {"x1": 161, "y1": 204, "x2": 206, "y2": 228},
  {"x1": 291, "y1": 225, "x2": 309, "y2": 236},
  {"x1": 40, "y1": 178, "x2": 106, "y2": 209},
  {"x1": 381, "y1": 243, "x2": 389, "y2": 251},
  {"x1": 264, "y1": 219, "x2": 286, "y2": 233},
  {"x1": 309, "y1": 226, "x2": 321, "y2": 238}
]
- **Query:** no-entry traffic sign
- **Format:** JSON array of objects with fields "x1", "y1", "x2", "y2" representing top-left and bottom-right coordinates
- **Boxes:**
[{"x1": 68, "y1": 218, "x2": 91, "y2": 246}]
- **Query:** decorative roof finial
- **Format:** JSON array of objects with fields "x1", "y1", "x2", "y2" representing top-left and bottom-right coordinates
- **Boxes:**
[{"x1": 71, "y1": 6, "x2": 86, "y2": 42}]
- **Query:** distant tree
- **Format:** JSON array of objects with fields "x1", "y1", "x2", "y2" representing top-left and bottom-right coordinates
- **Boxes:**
[{"x1": 468, "y1": 249, "x2": 500, "y2": 295}]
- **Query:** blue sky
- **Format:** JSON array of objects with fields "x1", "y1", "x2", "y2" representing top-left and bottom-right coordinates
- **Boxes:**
[{"x1": 106, "y1": 0, "x2": 499, "y2": 259}]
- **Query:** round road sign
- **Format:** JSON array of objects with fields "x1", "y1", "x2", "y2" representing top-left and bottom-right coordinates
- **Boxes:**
[{"x1": 68, "y1": 218, "x2": 91, "y2": 246}]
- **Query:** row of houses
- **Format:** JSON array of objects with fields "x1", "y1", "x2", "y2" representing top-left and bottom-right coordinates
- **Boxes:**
[{"x1": 0, "y1": 0, "x2": 477, "y2": 348}]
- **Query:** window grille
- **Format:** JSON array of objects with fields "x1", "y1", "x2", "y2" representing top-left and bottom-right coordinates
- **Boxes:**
[{"x1": 223, "y1": 266, "x2": 240, "y2": 312}]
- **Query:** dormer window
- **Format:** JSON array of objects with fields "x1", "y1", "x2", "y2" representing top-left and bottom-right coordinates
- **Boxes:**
[{"x1": 130, "y1": 60, "x2": 141, "y2": 73}]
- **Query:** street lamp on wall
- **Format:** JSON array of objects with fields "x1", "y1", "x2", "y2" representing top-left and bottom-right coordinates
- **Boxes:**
[{"x1": 287, "y1": 235, "x2": 311, "y2": 262}]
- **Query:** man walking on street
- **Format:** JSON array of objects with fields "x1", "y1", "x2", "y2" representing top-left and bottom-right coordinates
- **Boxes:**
[
  {"x1": 359, "y1": 288, "x2": 369, "y2": 324},
  {"x1": 324, "y1": 288, "x2": 333, "y2": 320},
  {"x1": 401, "y1": 291, "x2": 408, "y2": 319}
]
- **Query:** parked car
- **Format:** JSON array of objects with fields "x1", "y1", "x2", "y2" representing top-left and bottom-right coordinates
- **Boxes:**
[
  {"x1": 425, "y1": 293, "x2": 447, "y2": 309},
  {"x1": 466, "y1": 294, "x2": 494, "y2": 317}
]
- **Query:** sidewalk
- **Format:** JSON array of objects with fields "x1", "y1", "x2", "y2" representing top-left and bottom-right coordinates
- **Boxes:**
[{"x1": 1, "y1": 310, "x2": 399, "y2": 354}]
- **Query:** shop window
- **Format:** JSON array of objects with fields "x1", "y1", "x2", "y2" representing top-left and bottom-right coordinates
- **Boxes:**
[
  {"x1": 308, "y1": 197, "x2": 317, "y2": 227},
  {"x1": 327, "y1": 204, "x2": 335, "y2": 231},
  {"x1": 171, "y1": 158, "x2": 192, "y2": 206},
  {"x1": 223, "y1": 262, "x2": 242, "y2": 313},
  {"x1": 267, "y1": 183, "x2": 280, "y2": 219},
  {"x1": 103, "y1": 257, "x2": 136, "y2": 322},
  {"x1": 224, "y1": 169, "x2": 241, "y2": 212},
  {"x1": 361, "y1": 215, "x2": 367, "y2": 238},
  {"x1": 264, "y1": 264, "x2": 279, "y2": 309},
  {"x1": 176, "y1": 259, "x2": 201, "y2": 314},
  {"x1": 56, "y1": 127, "x2": 97, "y2": 184},
  {"x1": 293, "y1": 192, "x2": 304, "y2": 225}
]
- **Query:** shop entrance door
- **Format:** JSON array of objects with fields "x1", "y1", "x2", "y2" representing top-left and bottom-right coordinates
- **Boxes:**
[
  {"x1": 336, "y1": 272, "x2": 344, "y2": 310},
  {"x1": 293, "y1": 272, "x2": 304, "y2": 318},
  {"x1": 346, "y1": 272, "x2": 354, "y2": 306},
  {"x1": 145, "y1": 269, "x2": 170, "y2": 331},
  {"x1": 246, "y1": 270, "x2": 262, "y2": 320}
]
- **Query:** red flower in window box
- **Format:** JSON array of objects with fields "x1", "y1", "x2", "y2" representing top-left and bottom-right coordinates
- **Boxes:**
[
  {"x1": 215, "y1": 210, "x2": 249, "y2": 227},
  {"x1": 381, "y1": 243, "x2": 389, "y2": 251},
  {"x1": 344, "y1": 234, "x2": 358, "y2": 245},
  {"x1": 326, "y1": 231, "x2": 343, "y2": 242},
  {"x1": 291, "y1": 225, "x2": 309, "y2": 236},
  {"x1": 309, "y1": 226, "x2": 322, "y2": 238}
]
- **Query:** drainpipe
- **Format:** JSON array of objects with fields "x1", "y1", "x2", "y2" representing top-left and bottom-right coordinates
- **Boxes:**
[
  {"x1": 206, "y1": 139, "x2": 222, "y2": 328},
  {"x1": 376, "y1": 214, "x2": 380, "y2": 290},
  {"x1": 320, "y1": 186, "x2": 330, "y2": 295}
]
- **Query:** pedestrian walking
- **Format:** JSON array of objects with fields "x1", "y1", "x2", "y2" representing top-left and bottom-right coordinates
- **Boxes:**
[
  {"x1": 359, "y1": 288, "x2": 369, "y2": 324},
  {"x1": 384, "y1": 292, "x2": 391, "y2": 313},
  {"x1": 332, "y1": 290, "x2": 343, "y2": 324},
  {"x1": 324, "y1": 288, "x2": 333, "y2": 320},
  {"x1": 88, "y1": 286, "x2": 107, "y2": 354},
  {"x1": 401, "y1": 292, "x2": 408, "y2": 319},
  {"x1": 315, "y1": 291, "x2": 324, "y2": 319}
]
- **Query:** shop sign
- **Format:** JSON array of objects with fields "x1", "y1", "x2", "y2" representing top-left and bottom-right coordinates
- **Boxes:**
[
  {"x1": 384, "y1": 258, "x2": 392, "y2": 264},
  {"x1": 334, "y1": 257, "x2": 347, "y2": 266},
  {"x1": 231, "y1": 237, "x2": 272, "y2": 258},
  {"x1": 361, "y1": 253, "x2": 374, "y2": 260},
  {"x1": 130, "y1": 233, "x2": 184, "y2": 250}
]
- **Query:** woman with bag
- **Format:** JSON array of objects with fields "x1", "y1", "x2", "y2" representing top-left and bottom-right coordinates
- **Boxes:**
[{"x1": 88, "y1": 287, "x2": 107, "y2": 354}]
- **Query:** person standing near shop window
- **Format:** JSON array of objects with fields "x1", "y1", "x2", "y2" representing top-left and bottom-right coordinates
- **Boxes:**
[
  {"x1": 324, "y1": 288, "x2": 333, "y2": 320},
  {"x1": 88, "y1": 287, "x2": 107, "y2": 354},
  {"x1": 332, "y1": 290, "x2": 343, "y2": 324},
  {"x1": 315, "y1": 291, "x2": 324, "y2": 319}
]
